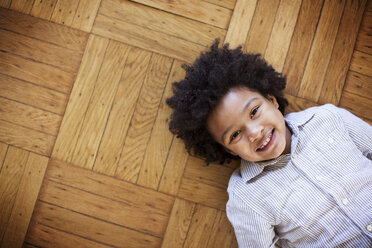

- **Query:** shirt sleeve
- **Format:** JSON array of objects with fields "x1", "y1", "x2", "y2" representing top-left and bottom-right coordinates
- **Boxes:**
[
  {"x1": 226, "y1": 194, "x2": 278, "y2": 248},
  {"x1": 334, "y1": 106, "x2": 372, "y2": 160}
]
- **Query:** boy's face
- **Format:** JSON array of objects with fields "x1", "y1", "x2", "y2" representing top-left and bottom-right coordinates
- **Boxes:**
[{"x1": 207, "y1": 87, "x2": 291, "y2": 162}]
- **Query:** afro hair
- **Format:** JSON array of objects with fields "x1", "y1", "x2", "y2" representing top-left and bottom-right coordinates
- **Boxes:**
[{"x1": 166, "y1": 39, "x2": 288, "y2": 164}]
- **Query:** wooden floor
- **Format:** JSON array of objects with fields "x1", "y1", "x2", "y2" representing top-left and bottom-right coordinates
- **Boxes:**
[{"x1": 0, "y1": 0, "x2": 371, "y2": 247}]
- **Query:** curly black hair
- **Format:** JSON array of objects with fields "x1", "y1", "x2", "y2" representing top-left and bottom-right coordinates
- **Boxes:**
[{"x1": 166, "y1": 39, "x2": 288, "y2": 164}]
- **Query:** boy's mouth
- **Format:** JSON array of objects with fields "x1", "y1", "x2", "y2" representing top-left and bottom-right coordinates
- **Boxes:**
[{"x1": 256, "y1": 129, "x2": 274, "y2": 152}]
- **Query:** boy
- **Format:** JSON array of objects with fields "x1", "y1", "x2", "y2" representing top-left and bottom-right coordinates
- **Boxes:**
[{"x1": 166, "y1": 40, "x2": 372, "y2": 247}]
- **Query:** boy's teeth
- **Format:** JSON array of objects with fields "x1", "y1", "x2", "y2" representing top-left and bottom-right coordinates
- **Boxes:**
[{"x1": 259, "y1": 132, "x2": 272, "y2": 149}]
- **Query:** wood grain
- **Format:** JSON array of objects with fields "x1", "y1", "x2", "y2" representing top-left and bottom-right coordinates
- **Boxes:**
[
  {"x1": 285, "y1": 94, "x2": 318, "y2": 114},
  {"x1": 31, "y1": 201, "x2": 162, "y2": 248},
  {"x1": 99, "y1": 0, "x2": 226, "y2": 46},
  {"x1": 298, "y1": 0, "x2": 345, "y2": 101},
  {"x1": 1, "y1": 152, "x2": 48, "y2": 248},
  {"x1": 343, "y1": 71, "x2": 372, "y2": 99},
  {"x1": 183, "y1": 204, "x2": 218, "y2": 248},
  {"x1": 0, "y1": 0, "x2": 11, "y2": 8},
  {"x1": 52, "y1": 35, "x2": 109, "y2": 163},
  {"x1": 0, "y1": 146, "x2": 28, "y2": 241},
  {"x1": 10, "y1": 0, "x2": 34, "y2": 14},
  {"x1": 355, "y1": 10, "x2": 372, "y2": 55},
  {"x1": 282, "y1": 0, "x2": 323, "y2": 95},
  {"x1": 0, "y1": 97, "x2": 62, "y2": 136},
  {"x1": 93, "y1": 48, "x2": 151, "y2": 176},
  {"x1": 71, "y1": 0, "x2": 101, "y2": 32},
  {"x1": 0, "y1": 74, "x2": 68, "y2": 115},
  {"x1": 162, "y1": 198, "x2": 195, "y2": 248},
  {"x1": 130, "y1": 0, "x2": 232, "y2": 29},
  {"x1": 38, "y1": 179, "x2": 169, "y2": 237},
  {"x1": 0, "y1": 7, "x2": 88, "y2": 51},
  {"x1": 116, "y1": 54, "x2": 172, "y2": 183},
  {"x1": 0, "y1": 120, "x2": 55, "y2": 156},
  {"x1": 349, "y1": 50, "x2": 372, "y2": 77},
  {"x1": 207, "y1": 211, "x2": 236, "y2": 248},
  {"x1": 0, "y1": 51, "x2": 75, "y2": 94},
  {"x1": 26, "y1": 223, "x2": 112, "y2": 248},
  {"x1": 339, "y1": 91, "x2": 372, "y2": 120},
  {"x1": 30, "y1": 0, "x2": 57, "y2": 19},
  {"x1": 264, "y1": 0, "x2": 302, "y2": 72},
  {"x1": 0, "y1": 29, "x2": 83, "y2": 73},
  {"x1": 0, "y1": 142, "x2": 7, "y2": 172},
  {"x1": 224, "y1": 0, "x2": 257, "y2": 48},
  {"x1": 50, "y1": 0, "x2": 79, "y2": 26},
  {"x1": 92, "y1": 14, "x2": 206, "y2": 63},
  {"x1": 244, "y1": 0, "x2": 280, "y2": 54},
  {"x1": 319, "y1": 0, "x2": 367, "y2": 105},
  {"x1": 137, "y1": 60, "x2": 183, "y2": 190},
  {"x1": 204, "y1": 0, "x2": 236, "y2": 9},
  {"x1": 71, "y1": 41, "x2": 130, "y2": 169},
  {"x1": 46, "y1": 160, "x2": 174, "y2": 217}
]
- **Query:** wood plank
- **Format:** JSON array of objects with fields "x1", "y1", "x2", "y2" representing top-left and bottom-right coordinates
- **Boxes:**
[
  {"x1": 349, "y1": 50, "x2": 372, "y2": 77},
  {"x1": 38, "y1": 179, "x2": 170, "y2": 237},
  {"x1": 0, "y1": 51, "x2": 75, "y2": 94},
  {"x1": 0, "y1": 74, "x2": 68, "y2": 115},
  {"x1": 203, "y1": 0, "x2": 236, "y2": 9},
  {"x1": 71, "y1": 41, "x2": 130, "y2": 169},
  {"x1": 224, "y1": 0, "x2": 257, "y2": 48},
  {"x1": 298, "y1": 0, "x2": 345, "y2": 101},
  {"x1": 0, "y1": 1, "x2": 11, "y2": 8},
  {"x1": 50, "y1": 0, "x2": 79, "y2": 26},
  {"x1": 319, "y1": 0, "x2": 367, "y2": 105},
  {"x1": 30, "y1": 0, "x2": 57, "y2": 20},
  {"x1": 137, "y1": 60, "x2": 183, "y2": 190},
  {"x1": 93, "y1": 48, "x2": 151, "y2": 176},
  {"x1": 343, "y1": 71, "x2": 372, "y2": 99},
  {"x1": 31, "y1": 202, "x2": 162, "y2": 248},
  {"x1": 1, "y1": 153, "x2": 48, "y2": 248},
  {"x1": 0, "y1": 29, "x2": 83, "y2": 73},
  {"x1": 0, "y1": 8, "x2": 88, "y2": 51},
  {"x1": 264, "y1": 0, "x2": 302, "y2": 72},
  {"x1": 116, "y1": 54, "x2": 172, "y2": 183},
  {"x1": 162, "y1": 198, "x2": 195, "y2": 248},
  {"x1": 47, "y1": 159, "x2": 174, "y2": 217},
  {"x1": 178, "y1": 156, "x2": 234, "y2": 210},
  {"x1": 207, "y1": 211, "x2": 236, "y2": 248},
  {"x1": 244, "y1": 0, "x2": 280, "y2": 54},
  {"x1": 10, "y1": 0, "x2": 34, "y2": 14},
  {"x1": 282, "y1": 0, "x2": 323, "y2": 95},
  {"x1": 158, "y1": 137, "x2": 189, "y2": 195},
  {"x1": 26, "y1": 223, "x2": 111, "y2": 248},
  {"x1": 183, "y1": 204, "x2": 218, "y2": 248},
  {"x1": 0, "y1": 146, "x2": 28, "y2": 241},
  {"x1": 52, "y1": 35, "x2": 109, "y2": 163},
  {"x1": 0, "y1": 142, "x2": 7, "y2": 172},
  {"x1": 98, "y1": 0, "x2": 226, "y2": 46},
  {"x1": 130, "y1": 0, "x2": 232, "y2": 29},
  {"x1": 339, "y1": 91, "x2": 372, "y2": 120},
  {"x1": 0, "y1": 120, "x2": 55, "y2": 156},
  {"x1": 355, "y1": 10, "x2": 372, "y2": 55},
  {"x1": 0, "y1": 97, "x2": 62, "y2": 136},
  {"x1": 92, "y1": 14, "x2": 206, "y2": 63},
  {"x1": 71, "y1": 0, "x2": 101, "y2": 32},
  {"x1": 284, "y1": 94, "x2": 318, "y2": 114}
]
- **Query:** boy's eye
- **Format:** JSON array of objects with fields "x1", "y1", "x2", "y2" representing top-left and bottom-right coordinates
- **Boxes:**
[
  {"x1": 250, "y1": 106, "x2": 259, "y2": 118},
  {"x1": 230, "y1": 130, "x2": 241, "y2": 142}
]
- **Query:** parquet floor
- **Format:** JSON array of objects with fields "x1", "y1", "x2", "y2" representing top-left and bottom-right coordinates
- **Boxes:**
[{"x1": 0, "y1": 0, "x2": 371, "y2": 247}]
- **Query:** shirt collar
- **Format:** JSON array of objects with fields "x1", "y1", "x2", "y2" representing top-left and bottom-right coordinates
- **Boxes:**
[{"x1": 239, "y1": 109, "x2": 315, "y2": 182}]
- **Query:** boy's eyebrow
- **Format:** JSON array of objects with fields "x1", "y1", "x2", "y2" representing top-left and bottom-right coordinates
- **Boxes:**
[{"x1": 221, "y1": 97, "x2": 258, "y2": 144}]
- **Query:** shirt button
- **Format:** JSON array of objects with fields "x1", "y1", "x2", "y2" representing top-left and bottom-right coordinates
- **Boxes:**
[
  {"x1": 342, "y1": 198, "x2": 349, "y2": 205},
  {"x1": 292, "y1": 153, "x2": 298, "y2": 159},
  {"x1": 316, "y1": 176, "x2": 323, "y2": 181},
  {"x1": 367, "y1": 225, "x2": 372, "y2": 232},
  {"x1": 328, "y1": 137, "x2": 334, "y2": 144}
]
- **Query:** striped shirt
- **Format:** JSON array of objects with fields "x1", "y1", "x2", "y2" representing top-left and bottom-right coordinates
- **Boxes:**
[{"x1": 226, "y1": 104, "x2": 372, "y2": 247}]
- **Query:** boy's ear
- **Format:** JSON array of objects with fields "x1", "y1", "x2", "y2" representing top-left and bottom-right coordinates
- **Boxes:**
[{"x1": 268, "y1": 95, "x2": 279, "y2": 109}]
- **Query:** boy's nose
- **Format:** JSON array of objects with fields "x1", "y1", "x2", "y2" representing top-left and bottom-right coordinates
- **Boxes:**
[{"x1": 245, "y1": 123, "x2": 263, "y2": 143}]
